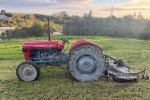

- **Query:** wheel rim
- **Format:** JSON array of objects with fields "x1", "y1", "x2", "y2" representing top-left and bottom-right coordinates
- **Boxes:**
[
  {"x1": 19, "y1": 64, "x2": 37, "y2": 81},
  {"x1": 77, "y1": 56, "x2": 96, "y2": 74}
]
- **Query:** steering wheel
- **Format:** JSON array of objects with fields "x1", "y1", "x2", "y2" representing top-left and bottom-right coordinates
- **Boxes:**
[{"x1": 61, "y1": 38, "x2": 70, "y2": 43}]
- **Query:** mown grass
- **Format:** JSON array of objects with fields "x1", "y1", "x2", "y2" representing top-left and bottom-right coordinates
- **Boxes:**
[{"x1": 0, "y1": 36, "x2": 150, "y2": 100}]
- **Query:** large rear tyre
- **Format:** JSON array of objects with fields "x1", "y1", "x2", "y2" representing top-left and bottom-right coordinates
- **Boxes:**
[
  {"x1": 68, "y1": 45, "x2": 105, "y2": 82},
  {"x1": 16, "y1": 61, "x2": 40, "y2": 82}
]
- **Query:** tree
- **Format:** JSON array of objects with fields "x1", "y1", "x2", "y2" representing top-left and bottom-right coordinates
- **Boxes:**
[
  {"x1": 28, "y1": 23, "x2": 44, "y2": 36},
  {"x1": 27, "y1": 14, "x2": 36, "y2": 20},
  {"x1": 1, "y1": 10, "x2": 6, "y2": 15},
  {"x1": 5, "y1": 13, "x2": 13, "y2": 17},
  {"x1": 83, "y1": 10, "x2": 93, "y2": 18},
  {"x1": 48, "y1": 21, "x2": 56, "y2": 33}
]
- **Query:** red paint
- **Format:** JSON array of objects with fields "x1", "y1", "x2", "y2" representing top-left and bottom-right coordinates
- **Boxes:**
[
  {"x1": 22, "y1": 39, "x2": 102, "y2": 61},
  {"x1": 69, "y1": 40, "x2": 102, "y2": 53},
  {"x1": 23, "y1": 40, "x2": 64, "y2": 60}
]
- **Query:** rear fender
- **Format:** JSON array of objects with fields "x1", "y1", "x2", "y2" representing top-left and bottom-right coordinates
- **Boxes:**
[{"x1": 69, "y1": 40, "x2": 102, "y2": 54}]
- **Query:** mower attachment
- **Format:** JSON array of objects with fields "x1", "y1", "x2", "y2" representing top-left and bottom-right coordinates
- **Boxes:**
[{"x1": 104, "y1": 55, "x2": 149, "y2": 82}]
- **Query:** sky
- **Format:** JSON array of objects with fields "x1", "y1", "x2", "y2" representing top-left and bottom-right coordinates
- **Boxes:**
[{"x1": 0, "y1": 0, "x2": 150, "y2": 18}]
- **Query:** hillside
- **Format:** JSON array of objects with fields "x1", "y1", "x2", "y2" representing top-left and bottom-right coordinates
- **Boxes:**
[
  {"x1": 0, "y1": 36, "x2": 150, "y2": 100},
  {"x1": 0, "y1": 11, "x2": 67, "y2": 28}
]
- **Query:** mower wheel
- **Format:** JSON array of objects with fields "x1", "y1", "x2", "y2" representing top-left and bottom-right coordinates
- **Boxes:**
[
  {"x1": 16, "y1": 61, "x2": 40, "y2": 82},
  {"x1": 142, "y1": 74, "x2": 149, "y2": 80},
  {"x1": 68, "y1": 45, "x2": 105, "y2": 82}
]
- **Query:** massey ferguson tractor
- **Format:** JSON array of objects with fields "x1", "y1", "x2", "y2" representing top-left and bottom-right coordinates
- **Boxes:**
[{"x1": 16, "y1": 19, "x2": 149, "y2": 82}]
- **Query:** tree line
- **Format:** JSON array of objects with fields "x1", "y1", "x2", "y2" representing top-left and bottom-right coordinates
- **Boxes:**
[
  {"x1": 63, "y1": 11, "x2": 150, "y2": 40},
  {"x1": 0, "y1": 10, "x2": 150, "y2": 40}
]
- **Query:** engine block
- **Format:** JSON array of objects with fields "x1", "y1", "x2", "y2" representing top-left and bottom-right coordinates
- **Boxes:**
[{"x1": 30, "y1": 49, "x2": 68, "y2": 66}]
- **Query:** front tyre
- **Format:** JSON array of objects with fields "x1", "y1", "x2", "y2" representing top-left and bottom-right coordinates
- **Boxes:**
[{"x1": 16, "y1": 61, "x2": 40, "y2": 82}]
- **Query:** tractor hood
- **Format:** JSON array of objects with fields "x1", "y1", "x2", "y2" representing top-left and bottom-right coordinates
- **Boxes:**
[
  {"x1": 22, "y1": 40, "x2": 65, "y2": 60},
  {"x1": 23, "y1": 40, "x2": 64, "y2": 50}
]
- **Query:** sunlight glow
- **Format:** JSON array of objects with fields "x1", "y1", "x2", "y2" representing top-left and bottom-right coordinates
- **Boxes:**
[{"x1": 0, "y1": 0, "x2": 150, "y2": 18}]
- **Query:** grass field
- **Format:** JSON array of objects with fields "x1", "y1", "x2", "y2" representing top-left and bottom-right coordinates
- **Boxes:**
[{"x1": 0, "y1": 36, "x2": 150, "y2": 100}]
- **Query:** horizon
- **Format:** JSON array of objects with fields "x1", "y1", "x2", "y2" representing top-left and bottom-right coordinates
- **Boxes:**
[{"x1": 0, "y1": 0, "x2": 150, "y2": 18}]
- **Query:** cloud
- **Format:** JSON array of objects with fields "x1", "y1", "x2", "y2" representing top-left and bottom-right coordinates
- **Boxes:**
[
  {"x1": 0, "y1": 0, "x2": 94, "y2": 17},
  {"x1": 92, "y1": 0, "x2": 150, "y2": 11},
  {"x1": 0, "y1": 0, "x2": 57, "y2": 8},
  {"x1": 122, "y1": 0, "x2": 150, "y2": 9},
  {"x1": 0, "y1": 0, "x2": 93, "y2": 8},
  {"x1": 0, "y1": 0, "x2": 150, "y2": 18}
]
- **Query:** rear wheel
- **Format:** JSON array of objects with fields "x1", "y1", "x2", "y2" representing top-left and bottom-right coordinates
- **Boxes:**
[
  {"x1": 16, "y1": 61, "x2": 40, "y2": 82},
  {"x1": 68, "y1": 45, "x2": 105, "y2": 82}
]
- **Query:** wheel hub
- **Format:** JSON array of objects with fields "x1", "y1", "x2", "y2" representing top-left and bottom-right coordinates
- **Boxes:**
[
  {"x1": 77, "y1": 56, "x2": 96, "y2": 74},
  {"x1": 25, "y1": 69, "x2": 33, "y2": 76},
  {"x1": 19, "y1": 64, "x2": 37, "y2": 80}
]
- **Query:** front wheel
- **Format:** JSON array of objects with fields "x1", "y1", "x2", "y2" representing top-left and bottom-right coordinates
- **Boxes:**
[{"x1": 16, "y1": 61, "x2": 40, "y2": 82}]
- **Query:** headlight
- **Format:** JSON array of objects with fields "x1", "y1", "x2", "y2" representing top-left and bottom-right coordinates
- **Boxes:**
[{"x1": 22, "y1": 48, "x2": 26, "y2": 52}]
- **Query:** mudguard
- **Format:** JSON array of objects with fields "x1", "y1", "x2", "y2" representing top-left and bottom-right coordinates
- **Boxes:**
[{"x1": 69, "y1": 40, "x2": 102, "y2": 54}]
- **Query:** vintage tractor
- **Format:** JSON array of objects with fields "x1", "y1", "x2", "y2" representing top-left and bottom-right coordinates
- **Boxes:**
[{"x1": 16, "y1": 19, "x2": 149, "y2": 82}]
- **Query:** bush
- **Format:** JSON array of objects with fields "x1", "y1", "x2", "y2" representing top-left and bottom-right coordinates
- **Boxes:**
[
  {"x1": 139, "y1": 32, "x2": 150, "y2": 40},
  {"x1": 25, "y1": 24, "x2": 44, "y2": 36},
  {"x1": 63, "y1": 11, "x2": 150, "y2": 40},
  {"x1": 4, "y1": 23, "x2": 44, "y2": 39}
]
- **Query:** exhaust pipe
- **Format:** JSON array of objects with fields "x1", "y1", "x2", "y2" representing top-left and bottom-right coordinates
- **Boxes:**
[{"x1": 48, "y1": 18, "x2": 51, "y2": 41}]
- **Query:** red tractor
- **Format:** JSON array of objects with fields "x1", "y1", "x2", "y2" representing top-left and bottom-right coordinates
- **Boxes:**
[{"x1": 16, "y1": 19, "x2": 148, "y2": 82}]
